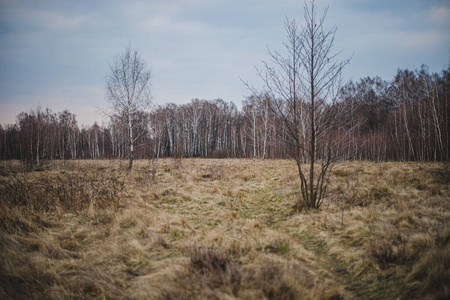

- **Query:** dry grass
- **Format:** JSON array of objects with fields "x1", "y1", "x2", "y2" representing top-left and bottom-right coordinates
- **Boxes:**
[{"x1": 0, "y1": 159, "x2": 449, "y2": 299}]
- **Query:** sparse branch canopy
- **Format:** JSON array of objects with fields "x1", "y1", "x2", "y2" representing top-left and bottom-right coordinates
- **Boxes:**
[
  {"x1": 106, "y1": 45, "x2": 152, "y2": 170},
  {"x1": 298, "y1": 1, "x2": 350, "y2": 103},
  {"x1": 256, "y1": 0, "x2": 351, "y2": 209}
]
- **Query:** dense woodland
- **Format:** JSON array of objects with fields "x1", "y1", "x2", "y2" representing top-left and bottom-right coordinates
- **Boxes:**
[{"x1": 1, "y1": 64, "x2": 449, "y2": 167}]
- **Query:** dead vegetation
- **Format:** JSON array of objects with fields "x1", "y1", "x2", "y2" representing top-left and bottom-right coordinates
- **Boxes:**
[{"x1": 0, "y1": 159, "x2": 449, "y2": 299}]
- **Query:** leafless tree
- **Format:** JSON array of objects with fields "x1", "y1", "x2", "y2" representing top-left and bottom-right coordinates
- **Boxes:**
[
  {"x1": 243, "y1": 95, "x2": 258, "y2": 160},
  {"x1": 256, "y1": 0, "x2": 351, "y2": 209},
  {"x1": 106, "y1": 45, "x2": 152, "y2": 170},
  {"x1": 260, "y1": 94, "x2": 271, "y2": 159}
]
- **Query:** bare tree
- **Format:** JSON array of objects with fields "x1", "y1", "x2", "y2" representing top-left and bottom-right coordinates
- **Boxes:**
[
  {"x1": 256, "y1": 0, "x2": 351, "y2": 209},
  {"x1": 243, "y1": 95, "x2": 258, "y2": 160},
  {"x1": 106, "y1": 45, "x2": 152, "y2": 170},
  {"x1": 260, "y1": 94, "x2": 271, "y2": 159},
  {"x1": 16, "y1": 106, "x2": 51, "y2": 169}
]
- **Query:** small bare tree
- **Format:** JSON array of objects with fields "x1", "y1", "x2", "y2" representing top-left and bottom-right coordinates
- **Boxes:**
[
  {"x1": 106, "y1": 45, "x2": 152, "y2": 171},
  {"x1": 256, "y1": 0, "x2": 351, "y2": 209}
]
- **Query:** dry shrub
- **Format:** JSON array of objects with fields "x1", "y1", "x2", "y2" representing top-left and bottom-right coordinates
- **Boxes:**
[
  {"x1": 189, "y1": 246, "x2": 242, "y2": 297},
  {"x1": 0, "y1": 167, "x2": 130, "y2": 299},
  {"x1": 365, "y1": 227, "x2": 413, "y2": 269},
  {"x1": 0, "y1": 170, "x2": 127, "y2": 213},
  {"x1": 368, "y1": 239, "x2": 408, "y2": 268}
]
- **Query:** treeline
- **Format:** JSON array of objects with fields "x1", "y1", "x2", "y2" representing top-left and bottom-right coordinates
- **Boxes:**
[
  {"x1": 1, "y1": 65, "x2": 448, "y2": 166},
  {"x1": 339, "y1": 65, "x2": 449, "y2": 161}
]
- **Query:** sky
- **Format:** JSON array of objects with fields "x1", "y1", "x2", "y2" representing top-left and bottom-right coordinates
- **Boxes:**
[{"x1": 1, "y1": 0, "x2": 449, "y2": 126}]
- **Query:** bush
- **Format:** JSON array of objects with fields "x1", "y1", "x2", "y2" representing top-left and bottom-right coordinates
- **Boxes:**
[
  {"x1": 368, "y1": 240, "x2": 408, "y2": 268},
  {"x1": 0, "y1": 170, "x2": 127, "y2": 213}
]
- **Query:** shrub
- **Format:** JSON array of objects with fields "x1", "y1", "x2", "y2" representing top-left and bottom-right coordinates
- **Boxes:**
[
  {"x1": 0, "y1": 170, "x2": 127, "y2": 213},
  {"x1": 368, "y1": 238, "x2": 408, "y2": 268}
]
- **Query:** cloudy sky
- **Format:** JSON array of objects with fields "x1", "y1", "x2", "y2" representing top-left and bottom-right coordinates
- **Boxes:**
[{"x1": 1, "y1": 0, "x2": 449, "y2": 126}]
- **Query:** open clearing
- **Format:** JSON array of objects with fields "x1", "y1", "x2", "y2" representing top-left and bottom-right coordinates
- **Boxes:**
[{"x1": 1, "y1": 159, "x2": 449, "y2": 299}]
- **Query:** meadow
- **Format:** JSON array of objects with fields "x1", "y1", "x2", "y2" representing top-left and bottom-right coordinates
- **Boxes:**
[{"x1": 0, "y1": 158, "x2": 449, "y2": 299}]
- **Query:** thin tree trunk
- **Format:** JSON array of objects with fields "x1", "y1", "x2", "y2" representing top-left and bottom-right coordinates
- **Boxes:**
[{"x1": 128, "y1": 114, "x2": 133, "y2": 170}]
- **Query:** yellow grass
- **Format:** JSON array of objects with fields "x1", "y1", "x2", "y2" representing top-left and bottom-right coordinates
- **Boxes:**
[{"x1": 0, "y1": 159, "x2": 449, "y2": 299}]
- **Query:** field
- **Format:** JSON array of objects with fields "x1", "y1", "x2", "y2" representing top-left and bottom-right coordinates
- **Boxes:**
[{"x1": 0, "y1": 158, "x2": 449, "y2": 299}]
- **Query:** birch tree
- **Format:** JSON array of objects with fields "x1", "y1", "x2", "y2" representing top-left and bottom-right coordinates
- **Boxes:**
[
  {"x1": 106, "y1": 45, "x2": 152, "y2": 170},
  {"x1": 243, "y1": 95, "x2": 258, "y2": 160}
]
